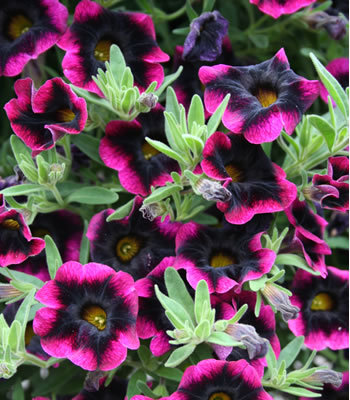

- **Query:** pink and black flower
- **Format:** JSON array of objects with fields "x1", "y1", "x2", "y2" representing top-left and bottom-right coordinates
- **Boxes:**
[
  {"x1": 0, "y1": 209, "x2": 45, "y2": 267},
  {"x1": 4, "y1": 77, "x2": 87, "y2": 155},
  {"x1": 201, "y1": 132, "x2": 296, "y2": 224},
  {"x1": 99, "y1": 107, "x2": 179, "y2": 196},
  {"x1": 288, "y1": 267, "x2": 349, "y2": 351},
  {"x1": 308, "y1": 156, "x2": 349, "y2": 212},
  {"x1": 165, "y1": 359, "x2": 272, "y2": 400},
  {"x1": 320, "y1": 58, "x2": 349, "y2": 104},
  {"x1": 250, "y1": 0, "x2": 316, "y2": 19},
  {"x1": 183, "y1": 11, "x2": 229, "y2": 62},
  {"x1": 199, "y1": 49, "x2": 319, "y2": 144},
  {"x1": 87, "y1": 197, "x2": 179, "y2": 280},
  {"x1": 14, "y1": 210, "x2": 83, "y2": 282},
  {"x1": 73, "y1": 376, "x2": 128, "y2": 400},
  {"x1": 33, "y1": 261, "x2": 139, "y2": 371},
  {"x1": 135, "y1": 257, "x2": 186, "y2": 356},
  {"x1": 175, "y1": 217, "x2": 276, "y2": 293},
  {"x1": 0, "y1": 0, "x2": 68, "y2": 77},
  {"x1": 284, "y1": 198, "x2": 331, "y2": 277},
  {"x1": 58, "y1": 0, "x2": 169, "y2": 96}
]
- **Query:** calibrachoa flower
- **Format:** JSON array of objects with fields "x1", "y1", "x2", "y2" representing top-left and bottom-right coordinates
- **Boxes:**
[
  {"x1": 0, "y1": 0, "x2": 68, "y2": 77},
  {"x1": 87, "y1": 197, "x2": 179, "y2": 280},
  {"x1": 320, "y1": 58, "x2": 349, "y2": 104},
  {"x1": 199, "y1": 49, "x2": 319, "y2": 144},
  {"x1": 288, "y1": 267, "x2": 349, "y2": 351},
  {"x1": 33, "y1": 261, "x2": 139, "y2": 371},
  {"x1": 134, "y1": 359, "x2": 273, "y2": 400},
  {"x1": 250, "y1": 0, "x2": 316, "y2": 19},
  {"x1": 284, "y1": 198, "x2": 331, "y2": 277},
  {"x1": 135, "y1": 257, "x2": 182, "y2": 356},
  {"x1": 58, "y1": 0, "x2": 169, "y2": 96},
  {"x1": 308, "y1": 156, "x2": 349, "y2": 212},
  {"x1": 201, "y1": 132, "x2": 297, "y2": 224},
  {"x1": 175, "y1": 217, "x2": 276, "y2": 293},
  {"x1": 4, "y1": 77, "x2": 87, "y2": 155},
  {"x1": 183, "y1": 11, "x2": 229, "y2": 62},
  {"x1": 99, "y1": 107, "x2": 179, "y2": 196},
  {"x1": 72, "y1": 376, "x2": 128, "y2": 400},
  {"x1": 14, "y1": 210, "x2": 83, "y2": 281},
  {"x1": 0, "y1": 209, "x2": 45, "y2": 267}
]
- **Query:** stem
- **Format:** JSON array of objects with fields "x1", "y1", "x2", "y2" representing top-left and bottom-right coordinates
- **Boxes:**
[
  {"x1": 49, "y1": 185, "x2": 65, "y2": 207},
  {"x1": 162, "y1": 4, "x2": 187, "y2": 21}
]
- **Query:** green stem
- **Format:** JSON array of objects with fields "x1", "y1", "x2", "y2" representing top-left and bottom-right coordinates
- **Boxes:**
[
  {"x1": 162, "y1": 4, "x2": 187, "y2": 21},
  {"x1": 49, "y1": 185, "x2": 65, "y2": 207}
]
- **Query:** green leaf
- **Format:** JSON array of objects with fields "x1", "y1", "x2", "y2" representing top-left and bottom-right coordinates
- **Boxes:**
[
  {"x1": 12, "y1": 379, "x2": 25, "y2": 400},
  {"x1": 249, "y1": 276, "x2": 267, "y2": 292},
  {"x1": 19, "y1": 161, "x2": 39, "y2": 183},
  {"x1": 0, "y1": 269, "x2": 44, "y2": 289},
  {"x1": 310, "y1": 52, "x2": 348, "y2": 118},
  {"x1": 8, "y1": 321, "x2": 21, "y2": 352},
  {"x1": 144, "y1": 184, "x2": 183, "y2": 204},
  {"x1": 326, "y1": 236, "x2": 349, "y2": 249},
  {"x1": 183, "y1": 134, "x2": 204, "y2": 155},
  {"x1": 298, "y1": 116, "x2": 310, "y2": 148},
  {"x1": 67, "y1": 187, "x2": 118, "y2": 205},
  {"x1": 136, "y1": 380, "x2": 159, "y2": 399},
  {"x1": 281, "y1": 131, "x2": 300, "y2": 157},
  {"x1": 202, "y1": 0, "x2": 216, "y2": 12},
  {"x1": 309, "y1": 115, "x2": 336, "y2": 151},
  {"x1": 155, "y1": 66, "x2": 183, "y2": 98},
  {"x1": 79, "y1": 220, "x2": 90, "y2": 264},
  {"x1": 278, "y1": 336, "x2": 304, "y2": 368},
  {"x1": 106, "y1": 198, "x2": 134, "y2": 221},
  {"x1": 194, "y1": 280, "x2": 211, "y2": 324},
  {"x1": 165, "y1": 344, "x2": 196, "y2": 367},
  {"x1": 145, "y1": 138, "x2": 187, "y2": 165},
  {"x1": 121, "y1": 88, "x2": 137, "y2": 114},
  {"x1": 172, "y1": 27, "x2": 190, "y2": 35},
  {"x1": 206, "y1": 332, "x2": 241, "y2": 347},
  {"x1": 248, "y1": 34, "x2": 269, "y2": 48},
  {"x1": 254, "y1": 291, "x2": 262, "y2": 317},
  {"x1": 281, "y1": 387, "x2": 321, "y2": 397},
  {"x1": 194, "y1": 320, "x2": 211, "y2": 340},
  {"x1": 206, "y1": 94, "x2": 230, "y2": 137},
  {"x1": 185, "y1": 0, "x2": 198, "y2": 20},
  {"x1": 109, "y1": 44, "x2": 126, "y2": 85},
  {"x1": 156, "y1": 366, "x2": 183, "y2": 382},
  {"x1": 227, "y1": 304, "x2": 248, "y2": 324},
  {"x1": 137, "y1": 345, "x2": 152, "y2": 368},
  {"x1": 10, "y1": 135, "x2": 35, "y2": 168},
  {"x1": 164, "y1": 268, "x2": 195, "y2": 322},
  {"x1": 275, "y1": 254, "x2": 321, "y2": 275},
  {"x1": 127, "y1": 370, "x2": 147, "y2": 399},
  {"x1": 45, "y1": 235, "x2": 62, "y2": 280},
  {"x1": 71, "y1": 134, "x2": 104, "y2": 165},
  {"x1": 266, "y1": 343, "x2": 277, "y2": 370},
  {"x1": 14, "y1": 289, "x2": 35, "y2": 351},
  {"x1": 1, "y1": 184, "x2": 44, "y2": 196},
  {"x1": 188, "y1": 95, "x2": 205, "y2": 131},
  {"x1": 164, "y1": 111, "x2": 187, "y2": 152}
]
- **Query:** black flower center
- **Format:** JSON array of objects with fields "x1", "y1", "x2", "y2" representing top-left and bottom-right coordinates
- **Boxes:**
[
  {"x1": 82, "y1": 305, "x2": 107, "y2": 330},
  {"x1": 1, "y1": 219, "x2": 20, "y2": 231},
  {"x1": 210, "y1": 250, "x2": 236, "y2": 268},
  {"x1": 7, "y1": 14, "x2": 33, "y2": 40},
  {"x1": 225, "y1": 164, "x2": 243, "y2": 182},
  {"x1": 56, "y1": 108, "x2": 76, "y2": 123},
  {"x1": 209, "y1": 392, "x2": 231, "y2": 400},
  {"x1": 255, "y1": 88, "x2": 277, "y2": 108},
  {"x1": 310, "y1": 292, "x2": 335, "y2": 311},
  {"x1": 116, "y1": 236, "x2": 142, "y2": 262},
  {"x1": 141, "y1": 141, "x2": 159, "y2": 160},
  {"x1": 94, "y1": 39, "x2": 113, "y2": 62},
  {"x1": 31, "y1": 228, "x2": 50, "y2": 238}
]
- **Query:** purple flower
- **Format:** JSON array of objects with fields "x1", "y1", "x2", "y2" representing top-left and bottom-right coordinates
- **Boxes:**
[
  {"x1": 250, "y1": 0, "x2": 317, "y2": 19},
  {"x1": 183, "y1": 11, "x2": 229, "y2": 62},
  {"x1": 33, "y1": 261, "x2": 139, "y2": 371},
  {"x1": 199, "y1": 49, "x2": 319, "y2": 144}
]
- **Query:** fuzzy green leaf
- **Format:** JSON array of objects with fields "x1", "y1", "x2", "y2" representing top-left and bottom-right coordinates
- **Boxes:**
[
  {"x1": 67, "y1": 187, "x2": 118, "y2": 205},
  {"x1": 278, "y1": 336, "x2": 304, "y2": 368},
  {"x1": 309, "y1": 115, "x2": 336, "y2": 151},
  {"x1": 126, "y1": 370, "x2": 147, "y2": 399},
  {"x1": 109, "y1": 44, "x2": 126, "y2": 85},
  {"x1": 206, "y1": 94, "x2": 230, "y2": 137},
  {"x1": 145, "y1": 138, "x2": 187, "y2": 165},
  {"x1": 206, "y1": 332, "x2": 241, "y2": 347},
  {"x1": 165, "y1": 344, "x2": 196, "y2": 367},
  {"x1": 106, "y1": 198, "x2": 134, "y2": 221},
  {"x1": 144, "y1": 184, "x2": 183, "y2": 205},
  {"x1": 275, "y1": 254, "x2": 321, "y2": 275},
  {"x1": 45, "y1": 235, "x2": 62, "y2": 280},
  {"x1": 156, "y1": 366, "x2": 183, "y2": 382},
  {"x1": 281, "y1": 387, "x2": 321, "y2": 397},
  {"x1": 1, "y1": 184, "x2": 44, "y2": 196},
  {"x1": 194, "y1": 280, "x2": 211, "y2": 324},
  {"x1": 188, "y1": 95, "x2": 205, "y2": 131}
]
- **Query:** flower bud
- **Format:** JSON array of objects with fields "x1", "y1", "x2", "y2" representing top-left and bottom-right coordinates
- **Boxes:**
[
  {"x1": 196, "y1": 179, "x2": 232, "y2": 202},
  {"x1": 303, "y1": 369, "x2": 343, "y2": 388},
  {"x1": 262, "y1": 283, "x2": 299, "y2": 322}
]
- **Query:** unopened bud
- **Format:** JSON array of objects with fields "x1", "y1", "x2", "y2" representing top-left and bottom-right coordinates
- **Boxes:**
[
  {"x1": 139, "y1": 202, "x2": 163, "y2": 221},
  {"x1": 139, "y1": 93, "x2": 158, "y2": 109},
  {"x1": 304, "y1": 12, "x2": 347, "y2": 40},
  {"x1": 303, "y1": 369, "x2": 343, "y2": 388},
  {"x1": 262, "y1": 283, "x2": 299, "y2": 322},
  {"x1": 226, "y1": 323, "x2": 269, "y2": 360},
  {"x1": 84, "y1": 369, "x2": 106, "y2": 392},
  {"x1": 0, "y1": 284, "x2": 22, "y2": 300},
  {"x1": 196, "y1": 179, "x2": 232, "y2": 202}
]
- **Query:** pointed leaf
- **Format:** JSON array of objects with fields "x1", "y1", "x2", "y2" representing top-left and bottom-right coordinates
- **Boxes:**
[
  {"x1": 106, "y1": 198, "x2": 134, "y2": 221},
  {"x1": 206, "y1": 94, "x2": 230, "y2": 136},
  {"x1": 45, "y1": 235, "x2": 62, "y2": 280},
  {"x1": 194, "y1": 280, "x2": 211, "y2": 324},
  {"x1": 165, "y1": 344, "x2": 196, "y2": 367},
  {"x1": 145, "y1": 138, "x2": 187, "y2": 165},
  {"x1": 278, "y1": 336, "x2": 304, "y2": 368}
]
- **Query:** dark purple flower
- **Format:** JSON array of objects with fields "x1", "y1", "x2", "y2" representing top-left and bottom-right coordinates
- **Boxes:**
[
  {"x1": 201, "y1": 132, "x2": 297, "y2": 224},
  {"x1": 183, "y1": 11, "x2": 229, "y2": 62},
  {"x1": 33, "y1": 261, "x2": 139, "y2": 371},
  {"x1": 174, "y1": 217, "x2": 276, "y2": 293},
  {"x1": 250, "y1": 0, "x2": 317, "y2": 19},
  {"x1": 86, "y1": 197, "x2": 180, "y2": 280},
  {"x1": 199, "y1": 49, "x2": 319, "y2": 144},
  {"x1": 0, "y1": 0, "x2": 68, "y2": 76},
  {"x1": 288, "y1": 267, "x2": 349, "y2": 351},
  {"x1": 57, "y1": 0, "x2": 169, "y2": 96},
  {"x1": 0, "y1": 209, "x2": 45, "y2": 267},
  {"x1": 4, "y1": 77, "x2": 87, "y2": 155},
  {"x1": 99, "y1": 107, "x2": 179, "y2": 196},
  {"x1": 319, "y1": 58, "x2": 349, "y2": 104},
  {"x1": 73, "y1": 376, "x2": 128, "y2": 400}
]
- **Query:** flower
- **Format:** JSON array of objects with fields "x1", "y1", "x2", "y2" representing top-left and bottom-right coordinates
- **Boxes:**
[
  {"x1": 57, "y1": 0, "x2": 169, "y2": 96},
  {"x1": 319, "y1": 58, "x2": 349, "y2": 104},
  {"x1": 72, "y1": 376, "x2": 128, "y2": 400},
  {"x1": 86, "y1": 197, "x2": 179, "y2": 280},
  {"x1": 201, "y1": 132, "x2": 297, "y2": 224},
  {"x1": 199, "y1": 49, "x2": 319, "y2": 144},
  {"x1": 175, "y1": 216, "x2": 276, "y2": 293},
  {"x1": 284, "y1": 198, "x2": 331, "y2": 277},
  {"x1": 0, "y1": 0, "x2": 68, "y2": 76},
  {"x1": 307, "y1": 156, "x2": 349, "y2": 212},
  {"x1": 0, "y1": 209, "x2": 45, "y2": 267},
  {"x1": 288, "y1": 267, "x2": 349, "y2": 351},
  {"x1": 33, "y1": 261, "x2": 139, "y2": 371},
  {"x1": 250, "y1": 0, "x2": 317, "y2": 19},
  {"x1": 183, "y1": 11, "x2": 229, "y2": 62},
  {"x1": 99, "y1": 107, "x2": 179, "y2": 196},
  {"x1": 4, "y1": 77, "x2": 87, "y2": 155}
]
